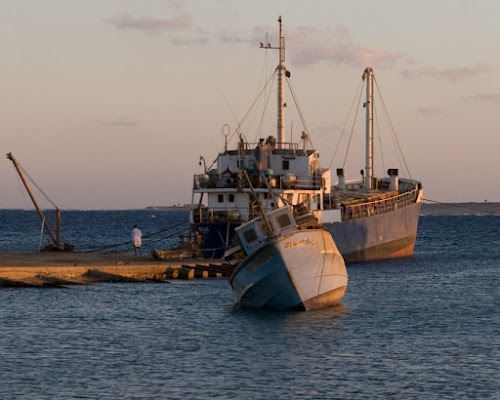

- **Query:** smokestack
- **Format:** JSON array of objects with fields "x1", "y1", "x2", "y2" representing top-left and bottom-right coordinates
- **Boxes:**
[
  {"x1": 388, "y1": 168, "x2": 399, "y2": 191},
  {"x1": 337, "y1": 168, "x2": 345, "y2": 190}
]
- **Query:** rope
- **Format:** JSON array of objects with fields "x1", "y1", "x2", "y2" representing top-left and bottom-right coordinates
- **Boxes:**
[
  {"x1": 423, "y1": 198, "x2": 498, "y2": 215},
  {"x1": 227, "y1": 69, "x2": 278, "y2": 146},
  {"x1": 17, "y1": 163, "x2": 59, "y2": 209},
  {"x1": 373, "y1": 101, "x2": 387, "y2": 178},
  {"x1": 374, "y1": 76, "x2": 412, "y2": 180},
  {"x1": 254, "y1": 77, "x2": 276, "y2": 143},
  {"x1": 285, "y1": 76, "x2": 310, "y2": 144},
  {"x1": 342, "y1": 82, "x2": 365, "y2": 168},
  {"x1": 328, "y1": 79, "x2": 364, "y2": 170},
  {"x1": 82, "y1": 221, "x2": 189, "y2": 253}
]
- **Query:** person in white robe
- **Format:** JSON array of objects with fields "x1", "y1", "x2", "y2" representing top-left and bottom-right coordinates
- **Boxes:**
[{"x1": 131, "y1": 225, "x2": 142, "y2": 255}]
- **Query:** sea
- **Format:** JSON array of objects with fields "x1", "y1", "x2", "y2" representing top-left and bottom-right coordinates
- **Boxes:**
[{"x1": 0, "y1": 209, "x2": 499, "y2": 400}]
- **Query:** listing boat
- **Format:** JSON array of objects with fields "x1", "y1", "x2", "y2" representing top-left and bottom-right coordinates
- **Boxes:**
[
  {"x1": 229, "y1": 205, "x2": 347, "y2": 310},
  {"x1": 190, "y1": 17, "x2": 422, "y2": 262}
]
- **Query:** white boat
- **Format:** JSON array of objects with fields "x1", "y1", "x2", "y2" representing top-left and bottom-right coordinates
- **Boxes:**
[{"x1": 229, "y1": 206, "x2": 347, "y2": 310}]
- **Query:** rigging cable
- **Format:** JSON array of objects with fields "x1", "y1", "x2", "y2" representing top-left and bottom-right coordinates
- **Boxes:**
[
  {"x1": 373, "y1": 101, "x2": 387, "y2": 177},
  {"x1": 374, "y1": 77, "x2": 412, "y2": 180},
  {"x1": 226, "y1": 69, "x2": 278, "y2": 146},
  {"x1": 82, "y1": 220, "x2": 189, "y2": 253},
  {"x1": 253, "y1": 76, "x2": 276, "y2": 143},
  {"x1": 423, "y1": 198, "x2": 499, "y2": 215},
  {"x1": 342, "y1": 79, "x2": 365, "y2": 169},
  {"x1": 16, "y1": 162, "x2": 58, "y2": 209},
  {"x1": 285, "y1": 76, "x2": 311, "y2": 146},
  {"x1": 218, "y1": 86, "x2": 239, "y2": 125},
  {"x1": 328, "y1": 78, "x2": 364, "y2": 170}
]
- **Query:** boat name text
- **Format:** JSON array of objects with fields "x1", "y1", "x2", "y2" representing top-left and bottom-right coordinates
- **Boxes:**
[{"x1": 284, "y1": 238, "x2": 314, "y2": 249}]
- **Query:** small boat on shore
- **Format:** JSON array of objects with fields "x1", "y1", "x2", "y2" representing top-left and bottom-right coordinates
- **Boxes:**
[{"x1": 229, "y1": 206, "x2": 347, "y2": 310}]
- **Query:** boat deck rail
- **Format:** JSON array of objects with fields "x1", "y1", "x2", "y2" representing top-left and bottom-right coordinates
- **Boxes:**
[
  {"x1": 340, "y1": 188, "x2": 419, "y2": 221},
  {"x1": 192, "y1": 206, "x2": 259, "y2": 224},
  {"x1": 193, "y1": 173, "x2": 323, "y2": 191}
]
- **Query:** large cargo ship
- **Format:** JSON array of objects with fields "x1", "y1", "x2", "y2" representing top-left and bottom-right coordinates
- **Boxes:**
[{"x1": 190, "y1": 17, "x2": 422, "y2": 262}]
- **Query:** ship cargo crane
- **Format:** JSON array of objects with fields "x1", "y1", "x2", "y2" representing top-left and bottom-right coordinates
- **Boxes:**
[{"x1": 7, "y1": 152, "x2": 62, "y2": 249}]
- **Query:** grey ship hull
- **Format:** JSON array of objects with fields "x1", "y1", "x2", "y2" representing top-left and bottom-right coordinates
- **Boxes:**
[{"x1": 324, "y1": 202, "x2": 421, "y2": 262}]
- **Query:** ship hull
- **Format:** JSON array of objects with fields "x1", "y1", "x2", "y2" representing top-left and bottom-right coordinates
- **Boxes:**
[
  {"x1": 324, "y1": 202, "x2": 421, "y2": 262},
  {"x1": 195, "y1": 201, "x2": 421, "y2": 262},
  {"x1": 229, "y1": 230, "x2": 347, "y2": 311},
  {"x1": 193, "y1": 222, "x2": 237, "y2": 258}
]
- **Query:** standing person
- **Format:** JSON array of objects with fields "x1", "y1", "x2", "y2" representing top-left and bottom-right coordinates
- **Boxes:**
[{"x1": 131, "y1": 225, "x2": 142, "y2": 255}]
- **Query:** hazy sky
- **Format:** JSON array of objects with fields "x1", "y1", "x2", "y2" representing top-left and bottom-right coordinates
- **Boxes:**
[{"x1": 2, "y1": 0, "x2": 500, "y2": 209}]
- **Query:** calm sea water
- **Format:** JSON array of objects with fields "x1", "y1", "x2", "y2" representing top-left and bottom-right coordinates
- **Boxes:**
[{"x1": 0, "y1": 210, "x2": 499, "y2": 399}]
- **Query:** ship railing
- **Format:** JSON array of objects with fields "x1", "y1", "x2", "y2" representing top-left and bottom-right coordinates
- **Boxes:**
[
  {"x1": 281, "y1": 175, "x2": 322, "y2": 190},
  {"x1": 239, "y1": 141, "x2": 299, "y2": 152},
  {"x1": 342, "y1": 188, "x2": 419, "y2": 221},
  {"x1": 193, "y1": 173, "x2": 323, "y2": 190},
  {"x1": 192, "y1": 207, "x2": 259, "y2": 224},
  {"x1": 193, "y1": 174, "x2": 238, "y2": 189}
]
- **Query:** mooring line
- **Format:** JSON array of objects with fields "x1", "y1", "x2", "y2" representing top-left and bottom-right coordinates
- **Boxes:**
[
  {"x1": 82, "y1": 221, "x2": 190, "y2": 253},
  {"x1": 423, "y1": 198, "x2": 497, "y2": 215}
]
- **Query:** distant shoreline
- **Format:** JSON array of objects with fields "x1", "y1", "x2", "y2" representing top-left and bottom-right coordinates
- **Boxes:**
[
  {"x1": 145, "y1": 202, "x2": 500, "y2": 215},
  {"x1": 2, "y1": 203, "x2": 498, "y2": 215},
  {"x1": 421, "y1": 202, "x2": 500, "y2": 215},
  {"x1": 145, "y1": 205, "x2": 191, "y2": 211}
]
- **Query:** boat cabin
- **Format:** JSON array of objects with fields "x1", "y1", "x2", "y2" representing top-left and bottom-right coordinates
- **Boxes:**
[{"x1": 236, "y1": 207, "x2": 297, "y2": 256}]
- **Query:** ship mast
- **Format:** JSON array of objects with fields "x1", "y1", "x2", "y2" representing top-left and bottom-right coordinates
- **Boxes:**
[
  {"x1": 261, "y1": 16, "x2": 286, "y2": 149},
  {"x1": 277, "y1": 16, "x2": 285, "y2": 149},
  {"x1": 363, "y1": 67, "x2": 374, "y2": 190}
]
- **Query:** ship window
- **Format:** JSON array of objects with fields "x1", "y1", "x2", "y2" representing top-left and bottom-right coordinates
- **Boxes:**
[
  {"x1": 218, "y1": 194, "x2": 224, "y2": 203},
  {"x1": 276, "y1": 213, "x2": 291, "y2": 229},
  {"x1": 243, "y1": 228, "x2": 258, "y2": 244},
  {"x1": 229, "y1": 194, "x2": 235, "y2": 202},
  {"x1": 282, "y1": 160, "x2": 290, "y2": 170}
]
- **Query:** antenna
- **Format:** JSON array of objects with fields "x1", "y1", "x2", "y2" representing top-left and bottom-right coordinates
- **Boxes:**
[{"x1": 222, "y1": 123, "x2": 230, "y2": 153}]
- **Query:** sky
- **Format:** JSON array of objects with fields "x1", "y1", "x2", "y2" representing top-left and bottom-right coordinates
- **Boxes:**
[{"x1": 2, "y1": 0, "x2": 500, "y2": 209}]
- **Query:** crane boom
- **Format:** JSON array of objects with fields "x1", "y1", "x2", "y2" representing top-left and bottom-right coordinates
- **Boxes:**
[{"x1": 7, "y1": 152, "x2": 61, "y2": 248}]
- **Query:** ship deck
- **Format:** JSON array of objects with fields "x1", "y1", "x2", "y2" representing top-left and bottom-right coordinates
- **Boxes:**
[{"x1": 332, "y1": 189, "x2": 400, "y2": 205}]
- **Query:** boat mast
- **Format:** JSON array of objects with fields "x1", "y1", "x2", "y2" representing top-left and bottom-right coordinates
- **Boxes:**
[
  {"x1": 363, "y1": 67, "x2": 374, "y2": 190},
  {"x1": 277, "y1": 16, "x2": 285, "y2": 149},
  {"x1": 260, "y1": 16, "x2": 286, "y2": 149}
]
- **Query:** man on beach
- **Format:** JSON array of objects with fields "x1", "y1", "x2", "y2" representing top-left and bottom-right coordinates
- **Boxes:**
[{"x1": 131, "y1": 225, "x2": 142, "y2": 255}]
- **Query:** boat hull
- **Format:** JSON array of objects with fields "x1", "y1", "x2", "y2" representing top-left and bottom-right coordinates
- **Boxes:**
[
  {"x1": 324, "y1": 202, "x2": 421, "y2": 262},
  {"x1": 193, "y1": 222, "x2": 237, "y2": 258},
  {"x1": 229, "y1": 230, "x2": 347, "y2": 311}
]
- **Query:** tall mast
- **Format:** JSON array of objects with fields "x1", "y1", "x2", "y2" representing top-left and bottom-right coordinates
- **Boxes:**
[
  {"x1": 363, "y1": 67, "x2": 374, "y2": 190},
  {"x1": 277, "y1": 16, "x2": 285, "y2": 149},
  {"x1": 260, "y1": 16, "x2": 286, "y2": 149}
]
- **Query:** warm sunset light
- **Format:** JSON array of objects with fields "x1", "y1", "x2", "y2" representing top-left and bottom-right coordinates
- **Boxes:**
[{"x1": 2, "y1": 1, "x2": 499, "y2": 209}]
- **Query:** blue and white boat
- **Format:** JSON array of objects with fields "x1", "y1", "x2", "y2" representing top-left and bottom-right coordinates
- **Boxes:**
[
  {"x1": 229, "y1": 206, "x2": 347, "y2": 310},
  {"x1": 190, "y1": 17, "x2": 423, "y2": 262}
]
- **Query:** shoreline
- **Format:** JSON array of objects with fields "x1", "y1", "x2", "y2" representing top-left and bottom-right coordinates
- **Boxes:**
[
  {"x1": 1, "y1": 202, "x2": 499, "y2": 215},
  {"x1": 0, "y1": 251, "x2": 225, "y2": 286},
  {"x1": 420, "y1": 202, "x2": 500, "y2": 215}
]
